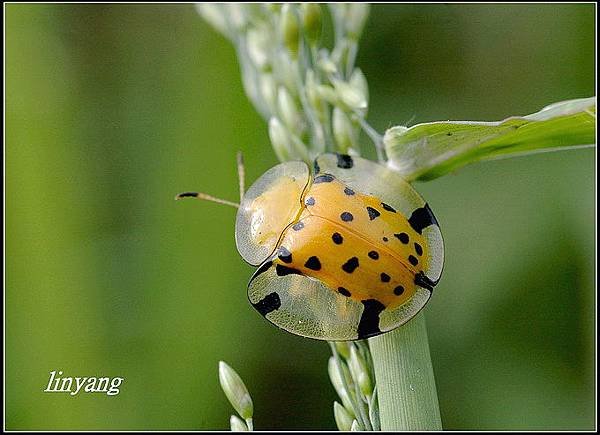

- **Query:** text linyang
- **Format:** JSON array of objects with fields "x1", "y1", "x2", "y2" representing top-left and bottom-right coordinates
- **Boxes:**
[{"x1": 44, "y1": 370, "x2": 124, "y2": 396}]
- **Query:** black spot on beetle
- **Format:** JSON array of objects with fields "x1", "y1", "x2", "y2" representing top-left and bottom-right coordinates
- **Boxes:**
[
  {"x1": 293, "y1": 222, "x2": 305, "y2": 231},
  {"x1": 367, "y1": 206, "x2": 381, "y2": 220},
  {"x1": 382, "y1": 236, "x2": 389, "y2": 242},
  {"x1": 337, "y1": 154, "x2": 354, "y2": 169},
  {"x1": 446, "y1": 132, "x2": 453, "y2": 136},
  {"x1": 338, "y1": 287, "x2": 351, "y2": 297},
  {"x1": 408, "y1": 255, "x2": 419, "y2": 266},
  {"x1": 304, "y1": 256, "x2": 322, "y2": 271},
  {"x1": 314, "y1": 174, "x2": 335, "y2": 183},
  {"x1": 368, "y1": 250, "x2": 379, "y2": 260},
  {"x1": 332, "y1": 232, "x2": 344, "y2": 244},
  {"x1": 357, "y1": 299, "x2": 386, "y2": 339},
  {"x1": 313, "y1": 160, "x2": 321, "y2": 174},
  {"x1": 342, "y1": 257, "x2": 359, "y2": 273},
  {"x1": 253, "y1": 260, "x2": 273, "y2": 279},
  {"x1": 278, "y1": 246, "x2": 293, "y2": 263},
  {"x1": 305, "y1": 196, "x2": 315, "y2": 206},
  {"x1": 275, "y1": 264, "x2": 303, "y2": 277},
  {"x1": 341, "y1": 212, "x2": 354, "y2": 222},
  {"x1": 415, "y1": 271, "x2": 437, "y2": 291},
  {"x1": 414, "y1": 242, "x2": 423, "y2": 256},
  {"x1": 344, "y1": 187, "x2": 355, "y2": 196},
  {"x1": 252, "y1": 292, "x2": 281, "y2": 316},
  {"x1": 380, "y1": 272, "x2": 391, "y2": 283},
  {"x1": 381, "y1": 202, "x2": 396, "y2": 213},
  {"x1": 408, "y1": 203, "x2": 439, "y2": 234},
  {"x1": 393, "y1": 285, "x2": 405, "y2": 296},
  {"x1": 395, "y1": 232, "x2": 409, "y2": 244}
]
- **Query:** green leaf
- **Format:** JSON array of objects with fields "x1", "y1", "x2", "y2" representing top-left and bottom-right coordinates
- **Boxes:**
[{"x1": 384, "y1": 97, "x2": 596, "y2": 182}]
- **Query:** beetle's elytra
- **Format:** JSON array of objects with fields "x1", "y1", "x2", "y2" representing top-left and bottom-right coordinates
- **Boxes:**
[{"x1": 236, "y1": 153, "x2": 443, "y2": 341}]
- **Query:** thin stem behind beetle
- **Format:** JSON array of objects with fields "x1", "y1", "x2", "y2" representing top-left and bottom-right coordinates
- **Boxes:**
[{"x1": 355, "y1": 115, "x2": 385, "y2": 162}]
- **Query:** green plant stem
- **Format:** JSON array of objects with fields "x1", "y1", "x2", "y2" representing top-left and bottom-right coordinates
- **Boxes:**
[
  {"x1": 368, "y1": 313, "x2": 442, "y2": 431},
  {"x1": 355, "y1": 115, "x2": 385, "y2": 163}
]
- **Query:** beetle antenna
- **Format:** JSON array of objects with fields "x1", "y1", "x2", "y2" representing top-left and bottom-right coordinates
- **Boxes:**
[
  {"x1": 177, "y1": 153, "x2": 243, "y2": 208},
  {"x1": 237, "y1": 151, "x2": 245, "y2": 202},
  {"x1": 175, "y1": 192, "x2": 239, "y2": 208}
]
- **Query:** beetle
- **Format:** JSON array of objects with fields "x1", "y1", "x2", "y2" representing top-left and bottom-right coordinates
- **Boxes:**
[{"x1": 177, "y1": 152, "x2": 443, "y2": 341}]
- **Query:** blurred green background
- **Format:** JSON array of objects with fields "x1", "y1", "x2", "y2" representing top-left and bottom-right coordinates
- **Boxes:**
[{"x1": 6, "y1": 3, "x2": 595, "y2": 430}]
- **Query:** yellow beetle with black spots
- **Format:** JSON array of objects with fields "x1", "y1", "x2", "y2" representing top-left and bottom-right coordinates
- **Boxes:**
[{"x1": 179, "y1": 152, "x2": 444, "y2": 341}]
